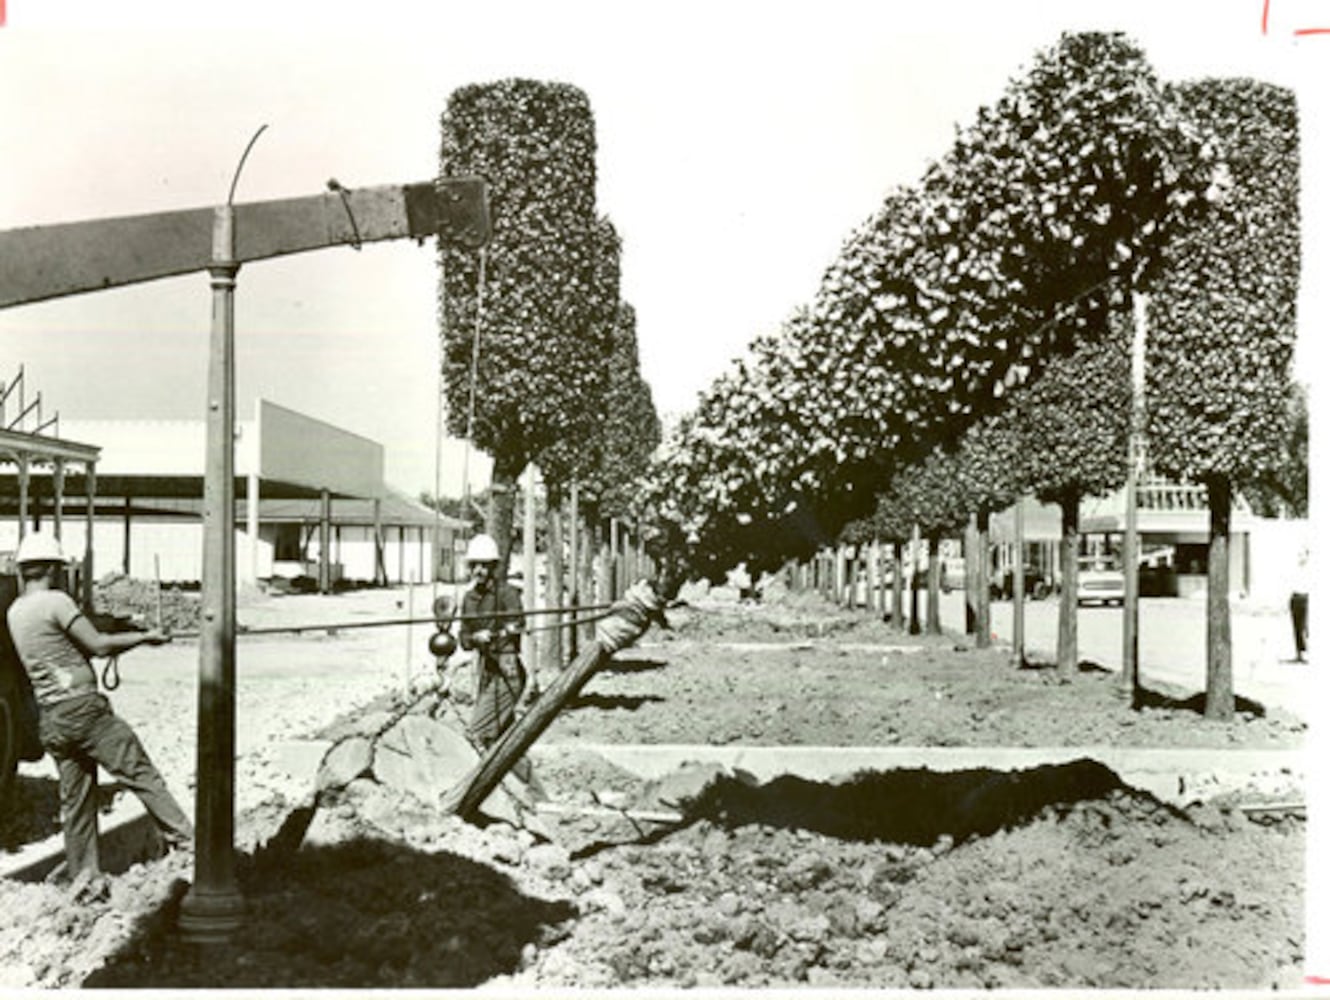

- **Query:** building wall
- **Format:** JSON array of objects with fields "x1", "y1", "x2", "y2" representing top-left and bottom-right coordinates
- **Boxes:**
[{"x1": 5, "y1": 517, "x2": 441, "y2": 587}]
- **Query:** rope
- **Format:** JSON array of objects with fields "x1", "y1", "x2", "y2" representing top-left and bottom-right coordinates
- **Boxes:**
[
  {"x1": 159, "y1": 598, "x2": 621, "y2": 641},
  {"x1": 100, "y1": 655, "x2": 122, "y2": 691},
  {"x1": 460, "y1": 247, "x2": 487, "y2": 515}
]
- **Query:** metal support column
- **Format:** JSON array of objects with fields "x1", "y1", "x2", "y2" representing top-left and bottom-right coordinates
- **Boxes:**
[
  {"x1": 82, "y1": 463, "x2": 95, "y2": 610},
  {"x1": 179, "y1": 204, "x2": 245, "y2": 942},
  {"x1": 52, "y1": 459, "x2": 64, "y2": 540}
]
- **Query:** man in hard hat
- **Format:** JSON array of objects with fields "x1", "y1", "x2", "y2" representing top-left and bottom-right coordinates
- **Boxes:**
[
  {"x1": 5, "y1": 532, "x2": 193, "y2": 886},
  {"x1": 458, "y1": 533, "x2": 528, "y2": 748}
]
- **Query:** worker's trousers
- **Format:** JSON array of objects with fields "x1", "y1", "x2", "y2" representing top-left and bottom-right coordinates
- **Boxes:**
[{"x1": 38, "y1": 692, "x2": 194, "y2": 879}]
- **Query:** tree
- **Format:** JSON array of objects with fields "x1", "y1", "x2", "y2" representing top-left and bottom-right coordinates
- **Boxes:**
[
  {"x1": 1243, "y1": 381, "x2": 1308, "y2": 519},
  {"x1": 1145, "y1": 79, "x2": 1300, "y2": 719},
  {"x1": 439, "y1": 79, "x2": 606, "y2": 577},
  {"x1": 644, "y1": 32, "x2": 1209, "y2": 585},
  {"x1": 953, "y1": 412, "x2": 1024, "y2": 647},
  {"x1": 1007, "y1": 302, "x2": 1132, "y2": 678}
]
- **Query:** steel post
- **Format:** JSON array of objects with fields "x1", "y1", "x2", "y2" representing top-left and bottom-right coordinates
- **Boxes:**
[{"x1": 179, "y1": 204, "x2": 244, "y2": 942}]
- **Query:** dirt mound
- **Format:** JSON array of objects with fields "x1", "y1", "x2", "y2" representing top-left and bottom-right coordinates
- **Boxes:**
[{"x1": 92, "y1": 575, "x2": 200, "y2": 633}]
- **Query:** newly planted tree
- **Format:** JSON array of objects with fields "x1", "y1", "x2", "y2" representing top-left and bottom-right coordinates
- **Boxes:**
[
  {"x1": 439, "y1": 79, "x2": 604, "y2": 576},
  {"x1": 1008, "y1": 301, "x2": 1132, "y2": 677},
  {"x1": 1145, "y1": 79, "x2": 1300, "y2": 719}
]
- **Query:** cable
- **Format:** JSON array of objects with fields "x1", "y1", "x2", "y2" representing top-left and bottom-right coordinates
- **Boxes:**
[{"x1": 461, "y1": 247, "x2": 488, "y2": 516}]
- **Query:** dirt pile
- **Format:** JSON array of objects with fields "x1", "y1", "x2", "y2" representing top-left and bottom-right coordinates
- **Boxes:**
[
  {"x1": 92, "y1": 574, "x2": 201, "y2": 633},
  {"x1": 39, "y1": 754, "x2": 1304, "y2": 990}
]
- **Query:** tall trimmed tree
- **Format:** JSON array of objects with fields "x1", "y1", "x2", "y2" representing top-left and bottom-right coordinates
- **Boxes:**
[
  {"x1": 439, "y1": 79, "x2": 605, "y2": 575},
  {"x1": 1145, "y1": 79, "x2": 1300, "y2": 719},
  {"x1": 1008, "y1": 301, "x2": 1132, "y2": 677}
]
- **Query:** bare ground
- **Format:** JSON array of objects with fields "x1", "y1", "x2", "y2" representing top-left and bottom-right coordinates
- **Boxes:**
[{"x1": 0, "y1": 585, "x2": 1308, "y2": 989}]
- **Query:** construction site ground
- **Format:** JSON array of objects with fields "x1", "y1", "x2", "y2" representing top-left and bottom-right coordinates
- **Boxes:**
[{"x1": 0, "y1": 579, "x2": 1316, "y2": 989}]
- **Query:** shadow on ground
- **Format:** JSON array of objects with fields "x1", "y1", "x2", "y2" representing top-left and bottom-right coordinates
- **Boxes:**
[
  {"x1": 1019, "y1": 657, "x2": 1114, "y2": 675},
  {"x1": 1134, "y1": 686, "x2": 1267, "y2": 718},
  {"x1": 84, "y1": 836, "x2": 578, "y2": 988},
  {"x1": 568, "y1": 693, "x2": 666, "y2": 712},
  {"x1": 0, "y1": 774, "x2": 61, "y2": 851},
  {"x1": 679, "y1": 758, "x2": 1184, "y2": 847},
  {"x1": 599, "y1": 657, "x2": 668, "y2": 676}
]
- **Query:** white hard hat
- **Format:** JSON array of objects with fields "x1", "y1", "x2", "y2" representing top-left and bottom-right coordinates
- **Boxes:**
[
  {"x1": 15, "y1": 532, "x2": 67, "y2": 565},
  {"x1": 465, "y1": 533, "x2": 500, "y2": 564}
]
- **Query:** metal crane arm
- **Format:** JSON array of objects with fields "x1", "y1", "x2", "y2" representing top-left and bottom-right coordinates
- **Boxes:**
[{"x1": 0, "y1": 177, "x2": 488, "y2": 309}]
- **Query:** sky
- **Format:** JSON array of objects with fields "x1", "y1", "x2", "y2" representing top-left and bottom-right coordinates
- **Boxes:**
[{"x1": 0, "y1": 0, "x2": 1325, "y2": 502}]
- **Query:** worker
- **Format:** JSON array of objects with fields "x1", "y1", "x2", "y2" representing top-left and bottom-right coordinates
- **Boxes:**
[
  {"x1": 458, "y1": 533, "x2": 529, "y2": 749},
  {"x1": 5, "y1": 532, "x2": 193, "y2": 887}
]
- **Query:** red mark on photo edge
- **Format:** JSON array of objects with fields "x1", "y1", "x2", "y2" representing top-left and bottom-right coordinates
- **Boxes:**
[
  {"x1": 1, "y1": 0, "x2": 7, "y2": 28},
  {"x1": 1305, "y1": 975, "x2": 1330, "y2": 985},
  {"x1": 1263, "y1": 0, "x2": 1330, "y2": 35}
]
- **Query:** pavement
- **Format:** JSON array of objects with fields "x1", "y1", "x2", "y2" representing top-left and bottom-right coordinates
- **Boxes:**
[{"x1": 928, "y1": 589, "x2": 1322, "y2": 724}]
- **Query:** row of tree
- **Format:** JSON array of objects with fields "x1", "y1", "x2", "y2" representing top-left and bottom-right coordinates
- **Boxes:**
[
  {"x1": 641, "y1": 33, "x2": 1300, "y2": 718},
  {"x1": 437, "y1": 79, "x2": 662, "y2": 665}
]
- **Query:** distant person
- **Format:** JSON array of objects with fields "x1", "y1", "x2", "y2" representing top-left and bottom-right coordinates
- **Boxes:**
[
  {"x1": 1290, "y1": 545, "x2": 1310, "y2": 663},
  {"x1": 5, "y1": 533, "x2": 192, "y2": 886},
  {"x1": 458, "y1": 533, "x2": 528, "y2": 749}
]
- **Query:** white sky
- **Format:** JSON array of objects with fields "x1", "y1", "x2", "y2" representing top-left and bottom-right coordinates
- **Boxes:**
[{"x1": 0, "y1": 0, "x2": 1324, "y2": 501}]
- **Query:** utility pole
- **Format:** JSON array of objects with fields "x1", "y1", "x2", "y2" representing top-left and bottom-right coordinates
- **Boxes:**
[{"x1": 178, "y1": 202, "x2": 244, "y2": 942}]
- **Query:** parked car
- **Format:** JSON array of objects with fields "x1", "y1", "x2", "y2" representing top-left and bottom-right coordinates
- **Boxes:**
[
  {"x1": 1076, "y1": 556, "x2": 1125, "y2": 606},
  {"x1": 990, "y1": 567, "x2": 1051, "y2": 601}
]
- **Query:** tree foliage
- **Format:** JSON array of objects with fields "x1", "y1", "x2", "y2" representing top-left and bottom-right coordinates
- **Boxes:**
[
  {"x1": 646, "y1": 31, "x2": 1209, "y2": 581},
  {"x1": 1144, "y1": 79, "x2": 1300, "y2": 487},
  {"x1": 438, "y1": 79, "x2": 605, "y2": 565},
  {"x1": 576, "y1": 302, "x2": 662, "y2": 521},
  {"x1": 536, "y1": 215, "x2": 624, "y2": 501}
]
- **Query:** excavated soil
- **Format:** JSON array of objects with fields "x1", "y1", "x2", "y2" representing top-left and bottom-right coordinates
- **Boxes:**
[{"x1": 0, "y1": 585, "x2": 1309, "y2": 989}]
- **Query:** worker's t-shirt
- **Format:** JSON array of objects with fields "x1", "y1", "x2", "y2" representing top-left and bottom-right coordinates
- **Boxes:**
[{"x1": 6, "y1": 589, "x2": 96, "y2": 706}]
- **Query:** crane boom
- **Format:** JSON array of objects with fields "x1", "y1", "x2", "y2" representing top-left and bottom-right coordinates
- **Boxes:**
[{"x1": 0, "y1": 177, "x2": 488, "y2": 309}]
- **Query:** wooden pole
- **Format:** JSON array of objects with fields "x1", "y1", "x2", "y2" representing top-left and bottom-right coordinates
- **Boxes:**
[
  {"x1": 567, "y1": 483, "x2": 579, "y2": 658},
  {"x1": 1121, "y1": 291, "x2": 1147, "y2": 698},
  {"x1": 318, "y1": 488, "x2": 332, "y2": 594},
  {"x1": 82, "y1": 463, "x2": 96, "y2": 610},
  {"x1": 522, "y1": 465, "x2": 538, "y2": 672},
  {"x1": 891, "y1": 540, "x2": 904, "y2": 630},
  {"x1": 1012, "y1": 499, "x2": 1026, "y2": 669},
  {"x1": 179, "y1": 204, "x2": 244, "y2": 942},
  {"x1": 52, "y1": 459, "x2": 64, "y2": 541}
]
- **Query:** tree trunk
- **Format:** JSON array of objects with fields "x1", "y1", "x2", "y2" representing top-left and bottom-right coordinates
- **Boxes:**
[
  {"x1": 1205, "y1": 476, "x2": 1234, "y2": 720},
  {"x1": 926, "y1": 533, "x2": 943, "y2": 635},
  {"x1": 1011, "y1": 499, "x2": 1026, "y2": 668},
  {"x1": 597, "y1": 518, "x2": 613, "y2": 611},
  {"x1": 975, "y1": 510, "x2": 991, "y2": 649},
  {"x1": 891, "y1": 540, "x2": 904, "y2": 631},
  {"x1": 578, "y1": 510, "x2": 597, "y2": 646},
  {"x1": 487, "y1": 459, "x2": 523, "y2": 582},
  {"x1": 542, "y1": 497, "x2": 565, "y2": 674},
  {"x1": 1057, "y1": 493, "x2": 1080, "y2": 679},
  {"x1": 909, "y1": 526, "x2": 922, "y2": 635},
  {"x1": 566, "y1": 487, "x2": 579, "y2": 659},
  {"x1": 964, "y1": 514, "x2": 978, "y2": 634}
]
